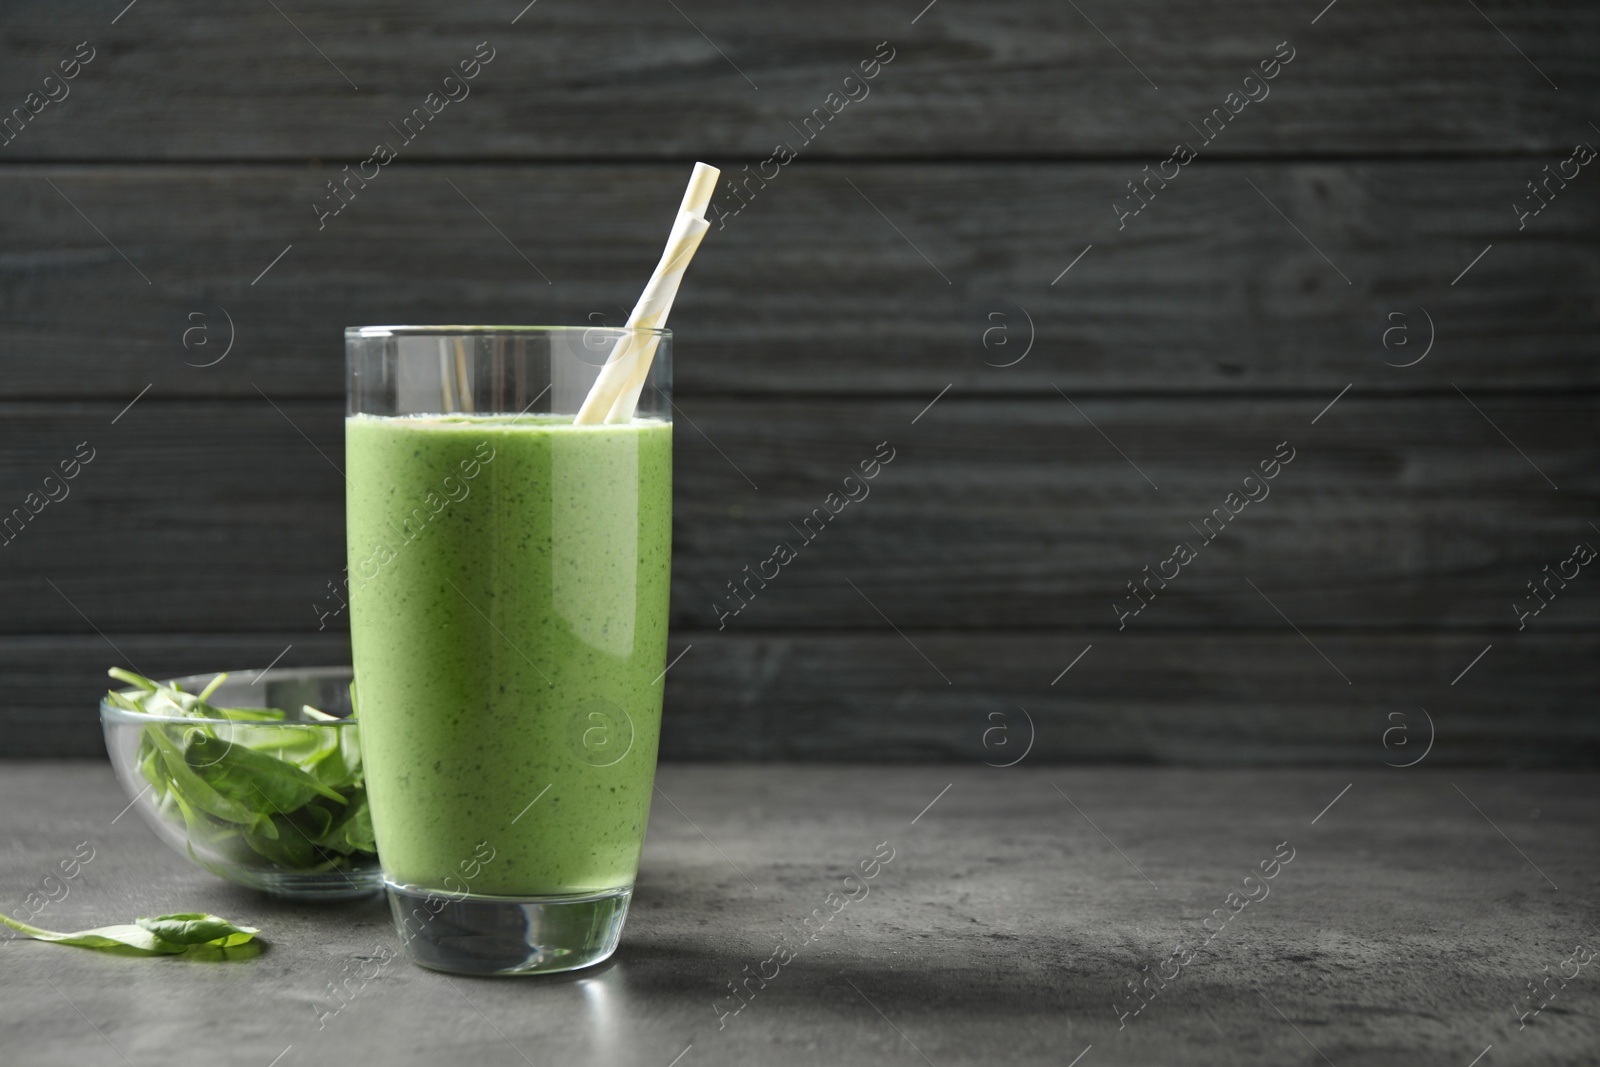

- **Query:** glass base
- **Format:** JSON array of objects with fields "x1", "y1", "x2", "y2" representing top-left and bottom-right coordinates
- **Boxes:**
[{"x1": 387, "y1": 881, "x2": 632, "y2": 975}]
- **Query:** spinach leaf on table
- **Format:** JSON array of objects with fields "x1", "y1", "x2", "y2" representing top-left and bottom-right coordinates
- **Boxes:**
[
  {"x1": 0, "y1": 910, "x2": 260, "y2": 956},
  {"x1": 128, "y1": 913, "x2": 258, "y2": 948}
]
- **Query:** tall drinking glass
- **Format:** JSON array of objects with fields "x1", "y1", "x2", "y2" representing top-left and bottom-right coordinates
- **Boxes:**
[{"x1": 344, "y1": 325, "x2": 672, "y2": 975}]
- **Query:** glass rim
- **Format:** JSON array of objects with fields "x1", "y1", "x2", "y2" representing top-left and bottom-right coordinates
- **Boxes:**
[
  {"x1": 99, "y1": 665, "x2": 358, "y2": 727},
  {"x1": 345, "y1": 325, "x2": 670, "y2": 339}
]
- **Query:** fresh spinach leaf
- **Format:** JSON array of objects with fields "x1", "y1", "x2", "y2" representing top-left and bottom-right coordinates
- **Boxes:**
[
  {"x1": 107, "y1": 669, "x2": 376, "y2": 875},
  {"x1": 184, "y1": 734, "x2": 348, "y2": 811},
  {"x1": 135, "y1": 913, "x2": 257, "y2": 947},
  {"x1": 242, "y1": 815, "x2": 320, "y2": 868},
  {"x1": 0, "y1": 910, "x2": 259, "y2": 956},
  {"x1": 144, "y1": 725, "x2": 271, "y2": 830},
  {"x1": 312, "y1": 793, "x2": 375, "y2": 855}
]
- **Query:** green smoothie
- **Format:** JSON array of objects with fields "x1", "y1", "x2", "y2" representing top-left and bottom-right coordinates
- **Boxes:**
[{"x1": 345, "y1": 413, "x2": 672, "y2": 896}]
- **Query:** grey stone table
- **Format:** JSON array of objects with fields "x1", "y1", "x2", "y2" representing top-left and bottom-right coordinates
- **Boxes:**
[{"x1": 2, "y1": 762, "x2": 1597, "y2": 1067}]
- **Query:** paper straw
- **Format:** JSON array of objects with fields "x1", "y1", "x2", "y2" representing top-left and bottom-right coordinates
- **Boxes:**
[
  {"x1": 602, "y1": 221, "x2": 710, "y2": 422},
  {"x1": 573, "y1": 210, "x2": 709, "y2": 423},
  {"x1": 573, "y1": 164, "x2": 719, "y2": 425},
  {"x1": 677, "y1": 162, "x2": 720, "y2": 221}
]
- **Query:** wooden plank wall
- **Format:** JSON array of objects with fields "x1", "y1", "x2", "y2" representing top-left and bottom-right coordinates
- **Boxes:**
[{"x1": 1, "y1": 0, "x2": 1595, "y2": 762}]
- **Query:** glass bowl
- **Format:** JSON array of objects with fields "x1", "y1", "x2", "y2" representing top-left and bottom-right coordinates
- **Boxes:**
[{"x1": 100, "y1": 666, "x2": 382, "y2": 900}]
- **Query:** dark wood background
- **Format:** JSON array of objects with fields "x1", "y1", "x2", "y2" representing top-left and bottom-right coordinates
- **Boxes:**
[{"x1": 2, "y1": 0, "x2": 1595, "y2": 762}]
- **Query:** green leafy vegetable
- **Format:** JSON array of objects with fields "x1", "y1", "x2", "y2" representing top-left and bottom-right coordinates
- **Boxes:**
[
  {"x1": 144, "y1": 723, "x2": 274, "y2": 832},
  {"x1": 108, "y1": 669, "x2": 375, "y2": 874},
  {"x1": 108, "y1": 667, "x2": 287, "y2": 721},
  {"x1": 125, "y1": 913, "x2": 258, "y2": 948},
  {"x1": 0, "y1": 910, "x2": 259, "y2": 956},
  {"x1": 185, "y1": 734, "x2": 349, "y2": 810}
]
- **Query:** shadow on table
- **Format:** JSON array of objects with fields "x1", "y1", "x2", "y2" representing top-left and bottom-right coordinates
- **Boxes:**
[{"x1": 611, "y1": 937, "x2": 1101, "y2": 1032}]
